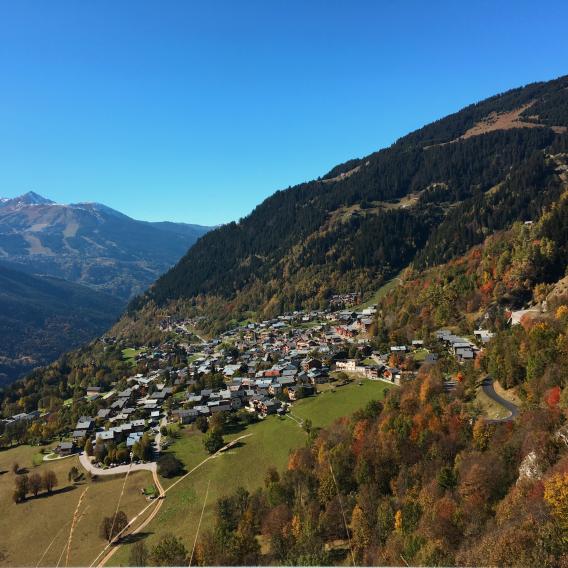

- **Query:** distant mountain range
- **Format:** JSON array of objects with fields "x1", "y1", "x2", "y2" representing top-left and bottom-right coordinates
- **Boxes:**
[
  {"x1": 0, "y1": 191, "x2": 212, "y2": 300},
  {"x1": 0, "y1": 191, "x2": 212, "y2": 383}
]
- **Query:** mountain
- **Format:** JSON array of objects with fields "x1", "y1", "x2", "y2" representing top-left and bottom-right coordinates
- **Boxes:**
[
  {"x1": 0, "y1": 193, "x2": 212, "y2": 300},
  {"x1": 0, "y1": 264, "x2": 123, "y2": 385},
  {"x1": 128, "y1": 75, "x2": 568, "y2": 334}
]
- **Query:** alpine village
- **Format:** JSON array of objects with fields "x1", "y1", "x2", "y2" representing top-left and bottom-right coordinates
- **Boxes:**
[{"x1": 3, "y1": 61, "x2": 568, "y2": 568}]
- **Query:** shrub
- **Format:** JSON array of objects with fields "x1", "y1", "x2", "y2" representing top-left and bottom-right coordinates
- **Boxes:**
[{"x1": 157, "y1": 453, "x2": 183, "y2": 478}]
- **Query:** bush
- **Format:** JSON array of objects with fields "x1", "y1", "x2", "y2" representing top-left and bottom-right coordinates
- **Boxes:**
[
  {"x1": 195, "y1": 416, "x2": 208, "y2": 433},
  {"x1": 157, "y1": 453, "x2": 183, "y2": 478},
  {"x1": 151, "y1": 534, "x2": 188, "y2": 566},
  {"x1": 203, "y1": 429, "x2": 224, "y2": 454}
]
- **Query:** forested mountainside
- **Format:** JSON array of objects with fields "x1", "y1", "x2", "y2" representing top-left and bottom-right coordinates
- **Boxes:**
[
  {"x1": 0, "y1": 264, "x2": 122, "y2": 385},
  {"x1": 128, "y1": 75, "x2": 568, "y2": 334},
  {"x1": 0, "y1": 192, "x2": 211, "y2": 300}
]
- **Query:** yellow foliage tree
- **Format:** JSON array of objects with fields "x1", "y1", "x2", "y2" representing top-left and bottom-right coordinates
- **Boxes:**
[
  {"x1": 544, "y1": 472, "x2": 568, "y2": 533},
  {"x1": 351, "y1": 505, "x2": 371, "y2": 556},
  {"x1": 394, "y1": 509, "x2": 403, "y2": 533}
]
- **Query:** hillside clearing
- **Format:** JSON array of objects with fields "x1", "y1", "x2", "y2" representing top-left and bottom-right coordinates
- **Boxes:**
[{"x1": 0, "y1": 444, "x2": 152, "y2": 567}]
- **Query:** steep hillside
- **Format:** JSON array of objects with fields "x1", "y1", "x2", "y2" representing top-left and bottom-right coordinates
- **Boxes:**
[
  {"x1": 129, "y1": 75, "x2": 568, "y2": 333},
  {"x1": 0, "y1": 265, "x2": 123, "y2": 384},
  {"x1": 0, "y1": 193, "x2": 211, "y2": 299}
]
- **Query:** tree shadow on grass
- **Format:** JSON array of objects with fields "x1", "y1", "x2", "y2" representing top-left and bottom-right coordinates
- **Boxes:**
[
  {"x1": 27, "y1": 484, "x2": 77, "y2": 501},
  {"x1": 223, "y1": 421, "x2": 247, "y2": 436},
  {"x1": 119, "y1": 531, "x2": 153, "y2": 545}
]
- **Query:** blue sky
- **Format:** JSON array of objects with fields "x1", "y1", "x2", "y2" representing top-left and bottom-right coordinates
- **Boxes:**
[{"x1": 0, "y1": 1, "x2": 567, "y2": 226}]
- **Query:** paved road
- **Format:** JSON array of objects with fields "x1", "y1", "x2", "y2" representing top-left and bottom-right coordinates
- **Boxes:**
[
  {"x1": 79, "y1": 452, "x2": 157, "y2": 475},
  {"x1": 481, "y1": 377, "x2": 519, "y2": 423}
]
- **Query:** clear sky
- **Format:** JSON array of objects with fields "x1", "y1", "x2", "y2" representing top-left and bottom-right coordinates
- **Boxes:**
[{"x1": 0, "y1": 0, "x2": 567, "y2": 226}]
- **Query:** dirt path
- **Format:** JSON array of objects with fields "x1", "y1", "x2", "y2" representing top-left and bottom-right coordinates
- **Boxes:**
[{"x1": 91, "y1": 434, "x2": 252, "y2": 567}]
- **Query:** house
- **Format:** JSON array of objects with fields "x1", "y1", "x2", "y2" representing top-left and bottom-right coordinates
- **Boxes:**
[
  {"x1": 336, "y1": 359, "x2": 357, "y2": 372},
  {"x1": 127, "y1": 432, "x2": 143, "y2": 447},
  {"x1": 474, "y1": 329, "x2": 495, "y2": 343},
  {"x1": 173, "y1": 409, "x2": 199, "y2": 424},
  {"x1": 257, "y1": 398, "x2": 282, "y2": 415},
  {"x1": 357, "y1": 318, "x2": 374, "y2": 332},
  {"x1": 72, "y1": 429, "x2": 87, "y2": 440},
  {"x1": 302, "y1": 357, "x2": 322, "y2": 372},
  {"x1": 75, "y1": 417, "x2": 93, "y2": 431},
  {"x1": 425, "y1": 353, "x2": 439, "y2": 364},
  {"x1": 97, "y1": 408, "x2": 111, "y2": 420},
  {"x1": 86, "y1": 386, "x2": 102, "y2": 396},
  {"x1": 268, "y1": 383, "x2": 282, "y2": 396},
  {"x1": 54, "y1": 441, "x2": 75, "y2": 456},
  {"x1": 456, "y1": 348, "x2": 474, "y2": 360},
  {"x1": 95, "y1": 430, "x2": 115, "y2": 443}
]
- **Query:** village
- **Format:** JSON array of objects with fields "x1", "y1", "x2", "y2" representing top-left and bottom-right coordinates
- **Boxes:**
[{"x1": 2, "y1": 296, "x2": 495, "y2": 469}]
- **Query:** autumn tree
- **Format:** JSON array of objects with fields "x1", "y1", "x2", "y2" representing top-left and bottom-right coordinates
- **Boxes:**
[
  {"x1": 13, "y1": 474, "x2": 29, "y2": 502},
  {"x1": 100, "y1": 511, "x2": 128, "y2": 542},
  {"x1": 29, "y1": 472, "x2": 42, "y2": 497},
  {"x1": 42, "y1": 470, "x2": 58, "y2": 493},
  {"x1": 544, "y1": 472, "x2": 568, "y2": 531}
]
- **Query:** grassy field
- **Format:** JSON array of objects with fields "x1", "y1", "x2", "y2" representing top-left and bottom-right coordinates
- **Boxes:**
[
  {"x1": 475, "y1": 387, "x2": 511, "y2": 420},
  {"x1": 0, "y1": 444, "x2": 152, "y2": 567},
  {"x1": 356, "y1": 273, "x2": 402, "y2": 310},
  {"x1": 122, "y1": 348, "x2": 144, "y2": 366},
  {"x1": 412, "y1": 347, "x2": 430, "y2": 362},
  {"x1": 292, "y1": 380, "x2": 391, "y2": 428},
  {"x1": 110, "y1": 380, "x2": 392, "y2": 565},
  {"x1": 110, "y1": 416, "x2": 307, "y2": 565}
]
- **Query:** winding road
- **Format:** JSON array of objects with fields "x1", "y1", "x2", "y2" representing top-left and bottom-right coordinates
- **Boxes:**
[{"x1": 481, "y1": 377, "x2": 519, "y2": 423}]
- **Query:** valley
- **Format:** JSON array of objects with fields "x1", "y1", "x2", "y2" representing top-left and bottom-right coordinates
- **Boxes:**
[
  {"x1": 2, "y1": 74, "x2": 568, "y2": 566},
  {"x1": 0, "y1": 193, "x2": 211, "y2": 384}
]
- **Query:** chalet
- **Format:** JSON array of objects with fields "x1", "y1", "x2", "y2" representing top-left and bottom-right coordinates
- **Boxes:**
[
  {"x1": 456, "y1": 348, "x2": 474, "y2": 360},
  {"x1": 335, "y1": 325, "x2": 357, "y2": 338},
  {"x1": 268, "y1": 383, "x2": 282, "y2": 396},
  {"x1": 336, "y1": 359, "x2": 357, "y2": 371},
  {"x1": 425, "y1": 353, "x2": 439, "y2": 364},
  {"x1": 302, "y1": 357, "x2": 322, "y2": 372},
  {"x1": 382, "y1": 367, "x2": 401, "y2": 385},
  {"x1": 364, "y1": 366, "x2": 382, "y2": 379},
  {"x1": 127, "y1": 432, "x2": 143, "y2": 447},
  {"x1": 357, "y1": 318, "x2": 374, "y2": 332},
  {"x1": 208, "y1": 401, "x2": 232, "y2": 414},
  {"x1": 474, "y1": 329, "x2": 495, "y2": 343},
  {"x1": 54, "y1": 441, "x2": 75, "y2": 456},
  {"x1": 257, "y1": 398, "x2": 282, "y2": 415},
  {"x1": 172, "y1": 408, "x2": 199, "y2": 424},
  {"x1": 76, "y1": 417, "x2": 93, "y2": 431},
  {"x1": 97, "y1": 408, "x2": 111, "y2": 420}
]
